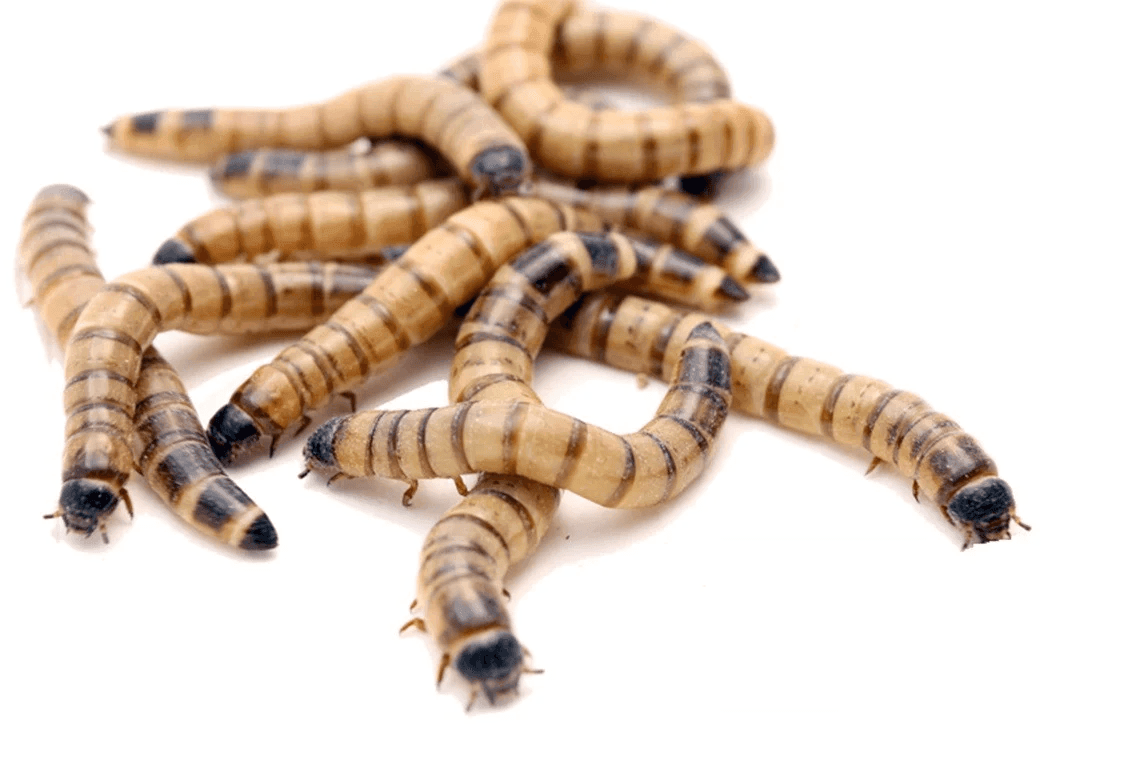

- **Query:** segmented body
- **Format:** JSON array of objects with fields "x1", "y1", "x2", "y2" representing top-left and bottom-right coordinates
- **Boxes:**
[
  {"x1": 479, "y1": 0, "x2": 774, "y2": 182},
  {"x1": 529, "y1": 177, "x2": 778, "y2": 284},
  {"x1": 548, "y1": 292, "x2": 1026, "y2": 546},
  {"x1": 210, "y1": 139, "x2": 449, "y2": 199},
  {"x1": 207, "y1": 197, "x2": 608, "y2": 465},
  {"x1": 19, "y1": 185, "x2": 277, "y2": 547},
  {"x1": 59, "y1": 262, "x2": 379, "y2": 538},
  {"x1": 152, "y1": 178, "x2": 469, "y2": 265},
  {"x1": 103, "y1": 74, "x2": 530, "y2": 196}
]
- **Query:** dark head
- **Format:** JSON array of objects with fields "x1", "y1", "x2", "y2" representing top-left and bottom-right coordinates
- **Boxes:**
[
  {"x1": 152, "y1": 239, "x2": 197, "y2": 265},
  {"x1": 947, "y1": 476, "x2": 1015, "y2": 544},
  {"x1": 301, "y1": 418, "x2": 344, "y2": 478},
  {"x1": 455, "y1": 630, "x2": 526, "y2": 705},
  {"x1": 470, "y1": 146, "x2": 531, "y2": 197},
  {"x1": 207, "y1": 403, "x2": 265, "y2": 466},
  {"x1": 56, "y1": 479, "x2": 119, "y2": 540}
]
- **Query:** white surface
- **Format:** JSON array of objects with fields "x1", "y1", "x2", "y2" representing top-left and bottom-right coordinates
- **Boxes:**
[{"x1": 1, "y1": 1, "x2": 1133, "y2": 761}]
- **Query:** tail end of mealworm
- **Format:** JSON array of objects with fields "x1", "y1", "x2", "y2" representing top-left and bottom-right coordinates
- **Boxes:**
[
  {"x1": 749, "y1": 254, "x2": 781, "y2": 284},
  {"x1": 237, "y1": 513, "x2": 279, "y2": 551},
  {"x1": 715, "y1": 276, "x2": 749, "y2": 303}
]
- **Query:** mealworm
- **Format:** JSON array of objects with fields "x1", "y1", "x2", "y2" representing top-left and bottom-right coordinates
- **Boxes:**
[
  {"x1": 58, "y1": 262, "x2": 379, "y2": 540},
  {"x1": 548, "y1": 292, "x2": 1028, "y2": 547},
  {"x1": 479, "y1": 0, "x2": 774, "y2": 182},
  {"x1": 300, "y1": 322, "x2": 732, "y2": 509},
  {"x1": 19, "y1": 184, "x2": 277, "y2": 548},
  {"x1": 529, "y1": 177, "x2": 779, "y2": 284},
  {"x1": 102, "y1": 74, "x2": 531, "y2": 196},
  {"x1": 152, "y1": 178, "x2": 469, "y2": 265},
  {"x1": 209, "y1": 139, "x2": 449, "y2": 199},
  {"x1": 207, "y1": 197, "x2": 607, "y2": 466}
]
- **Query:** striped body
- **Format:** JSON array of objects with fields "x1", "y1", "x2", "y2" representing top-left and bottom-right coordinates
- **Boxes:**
[
  {"x1": 302, "y1": 322, "x2": 732, "y2": 509},
  {"x1": 210, "y1": 139, "x2": 449, "y2": 199},
  {"x1": 19, "y1": 185, "x2": 277, "y2": 548},
  {"x1": 549, "y1": 293, "x2": 1026, "y2": 546},
  {"x1": 479, "y1": 0, "x2": 774, "y2": 182},
  {"x1": 153, "y1": 178, "x2": 469, "y2": 265},
  {"x1": 60, "y1": 262, "x2": 379, "y2": 536},
  {"x1": 529, "y1": 178, "x2": 778, "y2": 284},
  {"x1": 103, "y1": 75, "x2": 531, "y2": 196},
  {"x1": 207, "y1": 197, "x2": 608, "y2": 465}
]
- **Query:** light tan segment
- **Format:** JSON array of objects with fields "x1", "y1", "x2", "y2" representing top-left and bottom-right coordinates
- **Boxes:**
[
  {"x1": 103, "y1": 75, "x2": 530, "y2": 194},
  {"x1": 480, "y1": 0, "x2": 773, "y2": 182},
  {"x1": 209, "y1": 140, "x2": 449, "y2": 199},
  {"x1": 18, "y1": 185, "x2": 281, "y2": 548},
  {"x1": 60, "y1": 262, "x2": 380, "y2": 513},
  {"x1": 216, "y1": 197, "x2": 606, "y2": 459},
  {"x1": 528, "y1": 177, "x2": 774, "y2": 284},
  {"x1": 550, "y1": 7, "x2": 731, "y2": 103},
  {"x1": 547, "y1": 292, "x2": 1022, "y2": 543},
  {"x1": 162, "y1": 178, "x2": 469, "y2": 264}
]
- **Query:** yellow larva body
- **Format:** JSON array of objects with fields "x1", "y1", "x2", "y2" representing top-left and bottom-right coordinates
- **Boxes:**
[
  {"x1": 59, "y1": 262, "x2": 379, "y2": 538},
  {"x1": 152, "y1": 178, "x2": 470, "y2": 265},
  {"x1": 479, "y1": 0, "x2": 774, "y2": 182},
  {"x1": 209, "y1": 139, "x2": 449, "y2": 199},
  {"x1": 19, "y1": 185, "x2": 277, "y2": 548},
  {"x1": 103, "y1": 74, "x2": 531, "y2": 196},
  {"x1": 208, "y1": 197, "x2": 608, "y2": 465},
  {"x1": 549, "y1": 292, "x2": 1026, "y2": 547},
  {"x1": 529, "y1": 177, "x2": 778, "y2": 284}
]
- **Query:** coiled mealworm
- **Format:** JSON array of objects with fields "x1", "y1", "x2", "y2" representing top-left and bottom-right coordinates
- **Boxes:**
[
  {"x1": 479, "y1": 0, "x2": 774, "y2": 182},
  {"x1": 58, "y1": 262, "x2": 379, "y2": 541},
  {"x1": 206, "y1": 197, "x2": 607, "y2": 466},
  {"x1": 19, "y1": 184, "x2": 276, "y2": 548},
  {"x1": 102, "y1": 74, "x2": 531, "y2": 196},
  {"x1": 209, "y1": 139, "x2": 449, "y2": 199},
  {"x1": 529, "y1": 177, "x2": 779, "y2": 284},
  {"x1": 548, "y1": 292, "x2": 1027, "y2": 547},
  {"x1": 152, "y1": 178, "x2": 470, "y2": 265}
]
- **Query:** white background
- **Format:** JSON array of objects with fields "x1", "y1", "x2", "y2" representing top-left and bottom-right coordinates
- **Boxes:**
[{"x1": 1, "y1": 1, "x2": 1133, "y2": 761}]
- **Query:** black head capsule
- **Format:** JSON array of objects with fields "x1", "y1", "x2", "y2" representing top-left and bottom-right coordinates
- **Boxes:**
[
  {"x1": 208, "y1": 403, "x2": 266, "y2": 466},
  {"x1": 152, "y1": 239, "x2": 196, "y2": 265},
  {"x1": 55, "y1": 479, "x2": 119, "y2": 540},
  {"x1": 301, "y1": 418, "x2": 344, "y2": 477},
  {"x1": 454, "y1": 630, "x2": 525, "y2": 704},
  {"x1": 470, "y1": 147, "x2": 530, "y2": 197},
  {"x1": 946, "y1": 476, "x2": 1015, "y2": 544}
]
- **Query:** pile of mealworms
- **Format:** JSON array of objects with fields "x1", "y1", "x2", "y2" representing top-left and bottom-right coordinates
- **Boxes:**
[{"x1": 17, "y1": 0, "x2": 1028, "y2": 709}]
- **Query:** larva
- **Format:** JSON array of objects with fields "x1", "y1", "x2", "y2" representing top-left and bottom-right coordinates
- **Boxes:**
[
  {"x1": 57, "y1": 262, "x2": 380, "y2": 540},
  {"x1": 102, "y1": 74, "x2": 531, "y2": 196},
  {"x1": 529, "y1": 177, "x2": 779, "y2": 284},
  {"x1": 209, "y1": 139, "x2": 449, "y2": 200},
  {"x1": 479, "y1": 0, "x2": 774, "y2": 182},
  {"x1": 19, "y1": 184, "x2": 277, "y2": 548},
  {"x1": 548, "y1": 292, "x2": 1027, "y2": 547},
  {"x1": 152, "y1": 178, "x2": 470, "y2": 265},
  {"x1": 207, "y1": 197, "x2": 608, "y2": 465},
  {"x1": 300, "y1": 325, "x2": 732, "y2": 510}
]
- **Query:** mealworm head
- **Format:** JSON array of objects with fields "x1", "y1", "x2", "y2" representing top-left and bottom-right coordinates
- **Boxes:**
[
  {"x1": 946, "y1": 476, "x2": 1015, "y2": 544},
  {"x1": 152, "y1": 239, "x2": 196, "y2": 265},
  {"x1": 749, "y1": 254, "x2": 781, "y2": 284},
  {"x1": 470, "y1": 147, "x2": 530, "y2": 197},
  {"x1": 677, "y1": 171, "x2": 728, "y2": 199},
  {"x1": 207, "y1": 404, "x2": 266, "y2": 466},
  {"x1": 454, "y1": 630, "x2": 525, "y2": 704},
  {"x1": 57, "y1": 479, "x2": 118, "y2": 539},
  {"x1": 301, "y1": 418, "x2": 342, "y2": 478}
]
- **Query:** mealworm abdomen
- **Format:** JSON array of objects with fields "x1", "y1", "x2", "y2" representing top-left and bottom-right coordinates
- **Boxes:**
[{"x1": 549, "y1": 292, "x2": 1024, "y2": 546}]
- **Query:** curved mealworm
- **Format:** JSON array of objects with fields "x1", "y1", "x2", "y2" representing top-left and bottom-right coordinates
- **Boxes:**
[
  {"x1": 529, "y1": 177, "x2": 779, "y2": 284},
  {"x1": 58, "y1": 262, "x2": 379, "y2": 540},
  {"x1": 207, "y1": 197, "x2": 607, "y2": 466},
  {"x1": 152, "y1": 178, "x2": 469, "y2": 265},
  {"x1": 209, "y1": 139, "x2": 449, "y2": 199},
  {"x1": 479, "y1": 0, "x2": 774, "y2": 182},
  {"x1": 300, "y1": 320, "x2": 732, "y2": 509},
  {"x1": 548, "y1": 292, "x2": 1027, "y2": 547},
  {"x1": 102, "y1": 74, "x2": 531, "y2": 196},
  {"x1": 19, "y1": 185, "x2": 277, "y2": 548}
]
